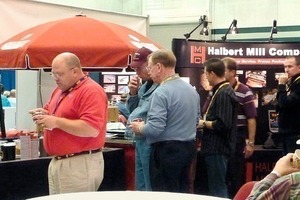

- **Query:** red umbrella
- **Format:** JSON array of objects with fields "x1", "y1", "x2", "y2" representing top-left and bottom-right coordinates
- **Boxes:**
[{"x1": 0, "y1": 15, "x2": 161, "y2": 70}]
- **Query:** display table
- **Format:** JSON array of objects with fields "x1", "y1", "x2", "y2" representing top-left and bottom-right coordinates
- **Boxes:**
[
  {"x1": 105, "y1": 138, "x2": 135, "y2": 190},
  {"x1": 0, "y1": 148, "x2": 126, "y2": 200},
  {"x1": 28, "y1": 191, "x2": 230, "y2": 200}
]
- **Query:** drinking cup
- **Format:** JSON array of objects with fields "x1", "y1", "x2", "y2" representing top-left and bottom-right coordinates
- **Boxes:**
[
  {"x1": 291, "y1": 149, "x2": 300, "y2": 168},
  {"x1": 1, "y1": 142, "x2": 16, "y2": 161}
]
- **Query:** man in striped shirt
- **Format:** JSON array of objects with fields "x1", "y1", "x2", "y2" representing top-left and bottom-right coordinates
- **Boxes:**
[
  {"x1": 223, "y1": 57, "x2": 257, "y2": 198},
  {"x1": 247, "y1": 153, "x2": 300, "y2": 199},
  {"x1": 199, "y1": 58, "x2": 238, "y2": 198}
]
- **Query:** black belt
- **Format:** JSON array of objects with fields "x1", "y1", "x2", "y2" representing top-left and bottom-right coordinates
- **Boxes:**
[{"x1": 55, "y1": 148, "x2": 102, "y2": 160}]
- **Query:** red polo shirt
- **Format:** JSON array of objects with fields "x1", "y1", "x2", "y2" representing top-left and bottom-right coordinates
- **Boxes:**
[{"x1": 43, "y1": 77, "x2": 108, "y2": 156}]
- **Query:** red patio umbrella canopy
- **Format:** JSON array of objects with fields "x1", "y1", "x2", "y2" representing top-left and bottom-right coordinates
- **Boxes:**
[{"x1": 0, "y1": 15, "x2": 160, "y2": 70}]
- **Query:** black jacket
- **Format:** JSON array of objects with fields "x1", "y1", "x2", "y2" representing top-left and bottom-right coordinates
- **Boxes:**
[{"x1": 276, "y1": 73, "x2": 300, "y2": 135}]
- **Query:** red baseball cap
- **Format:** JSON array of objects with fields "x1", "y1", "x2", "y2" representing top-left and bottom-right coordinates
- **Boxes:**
[{"x1": 129, "y1": 47, "x2": 153, "y2": 69}]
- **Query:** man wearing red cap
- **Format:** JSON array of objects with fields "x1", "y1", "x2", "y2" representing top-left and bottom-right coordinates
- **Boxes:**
[{"x1": 126, "y1": 47, "x2": 159, "y2": 191}]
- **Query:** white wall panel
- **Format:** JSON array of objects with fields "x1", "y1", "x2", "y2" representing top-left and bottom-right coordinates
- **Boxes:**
[{"x1": 0, "y1": 0, "x2": 148, "y2": 43}]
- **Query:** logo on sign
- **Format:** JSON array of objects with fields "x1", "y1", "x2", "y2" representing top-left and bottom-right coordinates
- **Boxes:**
[{"x1": 190, "y1": 46, "x2": 206, "y2": 64}]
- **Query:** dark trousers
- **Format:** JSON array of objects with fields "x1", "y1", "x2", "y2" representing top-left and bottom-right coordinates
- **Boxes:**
[
  {"x1": 150, "y1": 140, "x2": 196, "y2": 193},
  {"x1": 205, "y1": 154, "x2": 229, "y2": 198},
  {"x1": 226, "y1": 127, "x2": 247, "y2": 198},
  {"x1": 226, "y1": 143, "x2": 246, "y2": 198}
]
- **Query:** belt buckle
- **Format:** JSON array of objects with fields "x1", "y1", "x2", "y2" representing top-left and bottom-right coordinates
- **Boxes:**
[
  {"x1": 56, "y1": 156, "x2": 62, "y2": 160},
  {"x1": 66, "y1": 153, "x2": 75, "y2": 158}
]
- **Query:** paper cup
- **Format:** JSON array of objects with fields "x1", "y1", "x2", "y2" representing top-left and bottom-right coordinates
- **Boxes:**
[{"x1": 291, "y1": 149, "x2": 300, "y2": 168}]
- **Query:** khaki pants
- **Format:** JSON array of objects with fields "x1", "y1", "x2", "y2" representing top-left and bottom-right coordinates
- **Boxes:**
[{"x1": 48, "y1": 151, "x2": 104, "y2": 195}]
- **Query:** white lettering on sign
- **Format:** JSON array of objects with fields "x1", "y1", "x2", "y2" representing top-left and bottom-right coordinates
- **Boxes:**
[
  {"x1": 246, "y1": 48, "x2": 266, "y2": 56},
  {"x1": 269, "y1": 48, "x2": 300, "y2": 56},
  {"x1": 207, "y1": 47, "x2": 243, "y2": 56},
  {"x1": 206, "y1": 46, "x2": 300, "y2": 57}
]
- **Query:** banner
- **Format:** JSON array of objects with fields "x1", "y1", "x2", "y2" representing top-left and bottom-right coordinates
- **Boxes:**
[{"x1": 172, "y1": 39, "x2": 300, "y2": 69}]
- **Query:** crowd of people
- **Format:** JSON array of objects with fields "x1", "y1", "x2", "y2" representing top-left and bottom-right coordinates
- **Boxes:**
[
  {"x1": 25, "y1": 48, "x2": 300, "y2": 199},
  {"x1": 0, "y1": 83, "x2": 16, "y2": 107}
]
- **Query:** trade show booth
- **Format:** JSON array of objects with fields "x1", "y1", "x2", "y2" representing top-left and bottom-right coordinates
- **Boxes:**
[
  {"x1": 172, "y1": 39, "x2": 300, "y2": 144},
  {"x1": 172, "y1": 39, "x2": 296, "y2": 193}
]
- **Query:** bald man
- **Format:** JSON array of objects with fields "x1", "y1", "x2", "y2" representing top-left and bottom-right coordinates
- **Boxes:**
[{"x1": 30, "y1": 52, "x2": 108, "y2": 194}]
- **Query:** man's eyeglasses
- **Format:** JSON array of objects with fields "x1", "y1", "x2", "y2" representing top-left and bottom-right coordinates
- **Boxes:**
[
  {"x1": 146, "y1": 63, "x2": 157, "y2": 71},
  {"x1": 50, "y1": 67, "x2": 75, "y2": 79}
]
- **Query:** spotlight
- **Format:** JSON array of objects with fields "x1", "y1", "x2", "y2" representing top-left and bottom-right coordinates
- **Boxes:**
[
  {"x1": 221, "y1": 19, "x2": 239, "y2": 41},
  {"x1": 200, "y1": 21, "x2": 209, "y2": 36},
  {"x1": 184, "y1": 15, "x2": 209, "y2": 39},
  {"x1": 269, "y1": 20, "x2": 277, "y2": 42}
]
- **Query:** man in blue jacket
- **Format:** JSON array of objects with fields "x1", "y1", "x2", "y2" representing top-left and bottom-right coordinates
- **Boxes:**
[{"x1": 125, "y1": 47, "x2": 159, "y2": 191}]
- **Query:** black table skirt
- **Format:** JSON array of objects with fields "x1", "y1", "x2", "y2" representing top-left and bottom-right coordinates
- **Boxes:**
[{"x1": 0, "y1": 148, "x2": 126, "y2": 200}]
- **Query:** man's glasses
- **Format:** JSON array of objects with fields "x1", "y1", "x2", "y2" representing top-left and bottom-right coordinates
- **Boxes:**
[
  {"x1": 146, "y1": 63, "x2": 157, "y2": 71},
  {"x1": 50, "y1": 68, "x2": 75, "y2": 79}
]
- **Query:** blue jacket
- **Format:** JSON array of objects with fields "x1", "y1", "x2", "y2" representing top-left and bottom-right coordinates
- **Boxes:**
[
  {"x1": 125, "y1": 81, "x2": 159, "y2": 139},
  {"x1": 116, "y1": 101, "x2": 130, "y2": 119}
]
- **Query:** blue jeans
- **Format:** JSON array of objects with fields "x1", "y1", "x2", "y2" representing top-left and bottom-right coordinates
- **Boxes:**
[
  {"x1": 135, "y1": 138, "x2": 152, "y2": 191},
  {"x1": 204, "y1": 155, "x2": 229, "y2": 198}
]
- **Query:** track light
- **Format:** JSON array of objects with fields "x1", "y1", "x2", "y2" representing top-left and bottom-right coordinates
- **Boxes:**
[
  {"x1": 184, "y1": 15, "x2": 209, "y2": 39},
  {"x1": 269, "y1": 20, "x2": 277, "y2": 42},
  {"x1": 221, "y1": 19, "x2": 239, "y2": 41},
  {"x1": 200, "y1": 21, "x2": 209, "y2": 36}
]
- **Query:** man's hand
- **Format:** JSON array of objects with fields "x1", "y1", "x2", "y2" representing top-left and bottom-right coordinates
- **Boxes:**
[
  {"x1": 273, "y1": 153, "x2": 300, "y2": 176},
  {"x1": 33, "y1": 114, "x2": 57, "y2": 131},
  {"x1": 29, "y1": 108, "x2": 49, "y2": 116},
  {"x1": 244, "y1": 145, "x2": 254, "y2": 158},
  {"x1": 278, "y1": 74, "x2": 289, "y2": 85},
  {"x1": 128, "y1": 76, "x2": 140, "y2": 95},
  {"x1": 129, "y1": 120, "x2": 144, "y2": 135},
  {"x1": 198, "y1": 119, "x2": 205, "y2": 129}
]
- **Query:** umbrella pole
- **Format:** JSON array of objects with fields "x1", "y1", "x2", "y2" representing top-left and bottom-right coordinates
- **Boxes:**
[{"x1": 0, "y1": 92, "x2": 6, "y2": 139}]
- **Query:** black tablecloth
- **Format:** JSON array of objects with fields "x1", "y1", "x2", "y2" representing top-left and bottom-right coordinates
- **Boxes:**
[{"x1": 0, "y1": 148, "x2": 125, "y2": 200}]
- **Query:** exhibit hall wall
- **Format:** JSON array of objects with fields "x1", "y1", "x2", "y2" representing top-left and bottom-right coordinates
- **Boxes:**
[{"x1": 148, "y1": 0, "x2": 300, "y2": 49}]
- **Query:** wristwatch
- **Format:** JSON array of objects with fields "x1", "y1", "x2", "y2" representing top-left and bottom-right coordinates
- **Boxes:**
[{"x1": 202, "y1": 121, "x2": 206, "y2": 128}]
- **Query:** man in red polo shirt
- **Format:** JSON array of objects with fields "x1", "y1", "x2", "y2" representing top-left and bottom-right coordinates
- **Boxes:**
[{"x1": 30, "y1": 52, "x2": 108, "y2": 194}]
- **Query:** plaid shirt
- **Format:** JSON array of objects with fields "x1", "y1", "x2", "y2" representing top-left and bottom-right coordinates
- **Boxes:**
[{"x1": 247, "y1": 172, "x2": 300, "y2": 200}]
